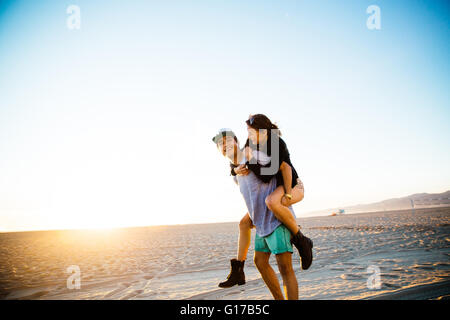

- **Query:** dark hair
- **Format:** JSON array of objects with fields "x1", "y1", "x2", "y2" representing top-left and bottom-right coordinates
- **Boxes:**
[{"x1": 246, "y1": 114, "x2": 281, "y2": 137}]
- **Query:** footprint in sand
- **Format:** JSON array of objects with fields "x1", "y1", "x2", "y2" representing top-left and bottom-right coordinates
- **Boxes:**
[
  {"x1": 433, "y1": 262, "x2": 450, "y2": 268},
  {"x1": 381, "y1": 273, "x2": 400, "y2": 279},
  {"x1": 339, "y1": 273, "x2": 363, "y2": 280},
  {"x1": 330, "y1": 267, "x2": 346, "y2": 271},
  {"x1": 224, "y1": 290, "x2": 240, "y2": 297},
  {"x1": 413, "y1": 264, "x2": 434, "y2": 271},
  {"x1": 391, "y1": 267, "x2": 406, "y2": 272},
  {"x1": 120, "y1": 289, "x2": 144, "y2": 300},
  {"x1": 18, "y1": 290, "x2": 50, "y2": 300},
  {"x1": 382, "y1": 282, "x2": 401, "y2": 289},
  {"x1": 103, "y1": 282, "x2": 132, "y2": 299}
]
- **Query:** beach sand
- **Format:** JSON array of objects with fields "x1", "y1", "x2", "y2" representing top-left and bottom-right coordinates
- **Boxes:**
[{"x1": 1, "y1": 207, "x2": 449, "y2": 300}]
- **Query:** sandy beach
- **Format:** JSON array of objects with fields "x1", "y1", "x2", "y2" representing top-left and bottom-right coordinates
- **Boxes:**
[{"x1": 0, "y1": 207, "x2": 449, "y2": 300}]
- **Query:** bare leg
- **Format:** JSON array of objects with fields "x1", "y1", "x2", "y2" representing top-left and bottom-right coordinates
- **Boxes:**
[
  {"x1": 254, "y1": 251, "x2": 284, "y2": 300},
  {"x1": 219, "y1": 216, "x2": 251, "y2": 288},
  {"x1": 276, "y1": 252, "x2": 298, "y2": 300},
  {"x1": 237, "y1": 213, "x2": 253, "y2": 261},
  {"x1": 265, "y1": 184, "x2": 304, "y2": 235}
]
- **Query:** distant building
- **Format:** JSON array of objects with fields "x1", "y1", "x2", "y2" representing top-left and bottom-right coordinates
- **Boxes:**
[{"x1": 330, "y1": 209, "x2": 345, "y2": 216}]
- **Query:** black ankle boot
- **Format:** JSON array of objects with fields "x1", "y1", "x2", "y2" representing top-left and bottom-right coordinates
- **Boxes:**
[
  {"x1": 218, "y1": 259, "x2": 246, "y2": 288},
  {"x1": 291, "y1": 230, "x2": 313, "y2": 270}
]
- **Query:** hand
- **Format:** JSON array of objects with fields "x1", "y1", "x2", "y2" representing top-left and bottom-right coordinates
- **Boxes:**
[
  {"x1": 234, "y1": 164, "x2": 249, "y2": 176},
  {"x1": 281, "y1": 194, "x2": 292, "y2": 207},
  {"x1": 244, "y1": 146, "x2": 253, "y2": 161}
]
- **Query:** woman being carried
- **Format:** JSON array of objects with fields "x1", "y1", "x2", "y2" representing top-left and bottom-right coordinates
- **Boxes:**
[{"x1": 241, "y1": 114, "x2": 312, "y2": 266}]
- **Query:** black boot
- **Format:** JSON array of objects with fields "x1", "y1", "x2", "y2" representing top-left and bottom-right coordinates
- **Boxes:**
[
  {"x1": 291, "y1": 229, "x2": 313, "y2": 270},
  {"x1": 218, "y1": 259, "x2": 246, "y2": 288}
]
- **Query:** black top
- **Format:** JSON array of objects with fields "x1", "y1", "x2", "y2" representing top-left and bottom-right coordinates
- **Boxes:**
[{"x1": 241, "y1": 135, "x2": 299, "y2": 189}]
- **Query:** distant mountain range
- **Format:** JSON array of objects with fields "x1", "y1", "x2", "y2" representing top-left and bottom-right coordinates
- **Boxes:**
[{"x1": 308, "y1": 190, "x2": 450, "y2": 216}]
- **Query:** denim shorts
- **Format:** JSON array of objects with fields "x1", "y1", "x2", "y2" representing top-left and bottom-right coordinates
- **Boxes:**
[{"x1": 254, "y1": 224, "x2": 293, "y2": 255}]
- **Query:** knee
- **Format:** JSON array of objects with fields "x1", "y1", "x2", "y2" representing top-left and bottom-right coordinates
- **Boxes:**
[
  {"x1": 265, "y1": 195, "x2": 279, "y2": 211},
  {"x1": 239, "y1": 215, "x2": 252, "y2": 230},
  {"x1": 253, "y1": 255, "x2": 268, "y2": 270},
  {"x1": 277, "y1": 260, "x2": 293, "y2": 276}
]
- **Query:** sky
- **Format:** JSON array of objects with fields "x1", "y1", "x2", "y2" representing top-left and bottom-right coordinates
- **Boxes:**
[{"x1": 0, "y1": 0, "x2": 449, "y2": 232}]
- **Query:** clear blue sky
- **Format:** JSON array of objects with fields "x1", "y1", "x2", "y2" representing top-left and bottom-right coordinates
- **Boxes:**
[{"x1": 0, "y1": 0, "x2": 449, "y2": 231}]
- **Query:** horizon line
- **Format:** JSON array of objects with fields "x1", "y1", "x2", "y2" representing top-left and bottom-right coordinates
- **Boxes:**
[{"x1": 1, "y1": 205, "x2": 448, "y2": 235}]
